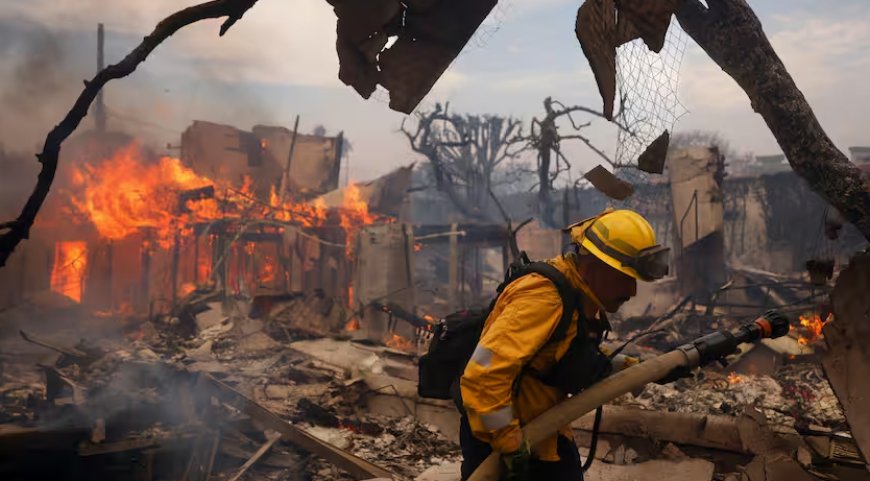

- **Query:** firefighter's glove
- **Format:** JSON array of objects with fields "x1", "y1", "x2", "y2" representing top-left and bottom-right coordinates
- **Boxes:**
[{"x1": 500, "y1": 439, "x2": 531, "y2": 481}]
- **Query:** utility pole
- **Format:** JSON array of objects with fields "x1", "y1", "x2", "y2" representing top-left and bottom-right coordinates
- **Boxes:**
[
  {"x1": 278, "y1": 115, "x2": 300, "y2": 203},
  {"x1": 94, "y1": 23, "x2": 107, "y2": 132}
]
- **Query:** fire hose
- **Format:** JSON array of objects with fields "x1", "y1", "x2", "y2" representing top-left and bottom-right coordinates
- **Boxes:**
[{"x1": 467, "y1": 310, "x2": 790, "y2": 481}]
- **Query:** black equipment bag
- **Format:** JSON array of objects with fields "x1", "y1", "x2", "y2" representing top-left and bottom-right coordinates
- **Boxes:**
[{"x1": 417, "y1": 257, "x2": 578, "y2": 400}]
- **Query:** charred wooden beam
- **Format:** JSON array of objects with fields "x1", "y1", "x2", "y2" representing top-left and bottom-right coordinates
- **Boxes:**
[
  {"x1": 19, "y1": 330, "x2": 97, "y2": 363},
  {"x1": 201, "y1": 374, "x2": 396, "y2": 480},
  {"x1": 226, "y1": 430, "x2": 281, "y2": 481}
]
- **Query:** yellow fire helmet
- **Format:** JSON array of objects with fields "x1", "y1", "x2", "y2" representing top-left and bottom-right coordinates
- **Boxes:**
[{"x1": 563, "y1": 209, "x2": 670, "y2": 281}]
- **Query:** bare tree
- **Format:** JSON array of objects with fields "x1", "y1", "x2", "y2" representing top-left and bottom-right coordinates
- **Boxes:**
[
  {"x1": 512, "y1": 96, "x2": 630, "y2": 226},
  {"x1": 401, "y1": 103, "x2": 524, "y2": 220},
  {"x1": 0, "y1": 0, "x2": 261, "y2": 267},
  {"x1": 673, "y1": 0, "x2": 870, "y2": 241}
]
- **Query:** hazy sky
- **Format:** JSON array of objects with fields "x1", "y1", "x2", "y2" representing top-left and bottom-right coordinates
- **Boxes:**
[{"x1": 1, "y1": 0, "x2": 869, "y2": 182}]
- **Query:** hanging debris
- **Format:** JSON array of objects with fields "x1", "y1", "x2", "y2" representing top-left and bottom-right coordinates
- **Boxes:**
[
  {"x1": 332, "y1": 0, "x2": 497, "y2": 114},
  {"x1": 584, "y1": 165, "x2": 636, "y2": 200},
  {"x1": 637, "y1": 130, "x2": 670, "y2": 174}
]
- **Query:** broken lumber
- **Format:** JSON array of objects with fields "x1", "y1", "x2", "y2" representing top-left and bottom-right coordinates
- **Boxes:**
[
  {"x1": 227, "y1": 430, "x2": 281, "y2": 481},
  {"x1": 201, "y1": 373, "x2": 396, "y2": 480},
  {"x1": 220, "y1": 431, "x2": 302, "y2": 469},
  {"x1": 573, "y1": 406, "x2": 746, "y2": 453},
  {"x1": 181, "y1": 431, "x2": 219, "y2": 481},
  {"x1": 19, "y1": 330, "x2": 92, "y2": 360},
  {"x1": 78, "y1": 431, "x2": 198, "y2": 456},
  {"x1": 40, "y1": 364, "x2": 86, "y2": 404}
]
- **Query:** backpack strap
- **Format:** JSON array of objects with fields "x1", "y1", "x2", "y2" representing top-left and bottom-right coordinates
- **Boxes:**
[{"x1": 503, "y1": 260, "x2": 583, "y2": 403}]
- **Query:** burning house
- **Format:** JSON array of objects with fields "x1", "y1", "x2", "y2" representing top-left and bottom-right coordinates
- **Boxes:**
[{"x1": 0, "y1": 122, "x2": 406, "y2": 328}]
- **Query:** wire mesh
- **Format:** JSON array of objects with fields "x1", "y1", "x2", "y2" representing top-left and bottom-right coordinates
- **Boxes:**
[{"x1": 613, "y1": 17, "x2": 689, "y2": 180}]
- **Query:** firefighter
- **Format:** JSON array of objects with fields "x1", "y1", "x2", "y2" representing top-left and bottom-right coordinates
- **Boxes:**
[{"x1": 458, "y1": 209, "x2": 670, "y2": 481}]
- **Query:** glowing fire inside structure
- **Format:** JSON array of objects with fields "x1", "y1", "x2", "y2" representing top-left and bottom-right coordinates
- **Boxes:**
[
  {"x1": 53, "y1": 141, "x2": 388, "y2": 310},
  {"x1": 50, "y1": 241, "x2": 88, "y2": 302}
]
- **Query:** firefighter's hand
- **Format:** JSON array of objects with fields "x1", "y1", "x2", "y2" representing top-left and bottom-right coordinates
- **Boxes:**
[{"x1": 500, "y1": 439, "x2": 531, "y2": 481}]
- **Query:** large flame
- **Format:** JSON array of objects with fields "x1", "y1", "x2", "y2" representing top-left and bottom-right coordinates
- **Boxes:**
[
  {"x1": 69, "y1": 143, "x2": 216, "y2": 248},
  {"x1": 63, "y1": 142, "x2": 390, "y2": 304},
  {"x1": 269, "y1": 186, "x2": 328, "y2": 227},
  {"x1": 797, "y1": 313, "x2": 833, "y2": 345},
  {"x1": 339, "y1": 182, "x2": 379, "y2": 256},
  {"x1": 69, "y1": 143, "x2": 386, "y2": 256},
  {"x1": 51, "y1": 241, "x2": 88, "y2": 303}
]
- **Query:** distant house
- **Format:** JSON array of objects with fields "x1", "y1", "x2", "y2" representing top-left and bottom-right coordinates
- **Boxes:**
[
  {"x1": 753, "y1": 154, "x2": 791, "y2": 175},
  {"x1": 848, "y1": 146, "x2": 870, "y2": 166}
]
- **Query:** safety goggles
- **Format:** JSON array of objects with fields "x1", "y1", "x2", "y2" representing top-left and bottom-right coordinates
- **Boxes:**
[{"x1": 584, "y1": 228, "x2": 671, "y2": 281}]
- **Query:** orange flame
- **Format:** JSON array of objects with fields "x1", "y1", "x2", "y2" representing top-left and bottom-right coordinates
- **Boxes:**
[
  {"x1": 727, "y1": 372, "x2": 742, "y2": 384},
  {"x1": 339, "y1": 182, "x2": 378, "y2": 257},
  {"x1": 797, "y1": 313, "x2": 833, "y2": 345},
  {"x1": 50, "y1": 241, "x2": 88, "y2": 303},
  {"x1": 69, "y1": 143, "x2": 216, "y2": 248},
  {"x1": 269, "y1": 185, "x2": 328, "y2": 227},
  {"x1": 258, "y1": 252, "x2": 277, "y2": 285},
  {"x1": 345, "y1": 317, "x2": 360, "y2": 332},
  {"x1": 178, "y1": 282, "x2": 197, "y2": 298},
  {"x1": 384, "y1": 333, "x2": 414, "y2": 352},
  {"x1": 64, "y1": 142, "x2": 391, "y2": 303}
]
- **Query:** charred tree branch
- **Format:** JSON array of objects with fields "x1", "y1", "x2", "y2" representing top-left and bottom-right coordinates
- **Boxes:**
[{"x1": 0, "y1": 0, "x2": 261, "y2": 267}]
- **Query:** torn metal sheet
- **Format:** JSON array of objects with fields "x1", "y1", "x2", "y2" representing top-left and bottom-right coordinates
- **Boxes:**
[
  {"x1": 614, "y1": 0, "x2": 685, "y2": 53},
  {"x1": 637, "y1": 130, "x2": 670, "y2": 174},
  {"x1": 584, "y1": 165, "x2": 635, "y2": 200},
  {"x1": 333, "y1": 0, "x2": 497, "y2": 114},
  {"x1": 823, "y1": 250, "x2": 870, "y2": 466},
  {"x1": 576, "y1": 0, "x2": 617, "y2": 120}
]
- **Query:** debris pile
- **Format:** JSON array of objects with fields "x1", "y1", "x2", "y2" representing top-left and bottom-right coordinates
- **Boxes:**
[
  {"x1": 619, "y1": 365, "x2": 845, "y2": 430},
  {"x1": 0, "y1": 296, "x2": 455, "y2": 481},
  {"x1": 2, "y1": 261, "x2": 868, "y2": 481}
]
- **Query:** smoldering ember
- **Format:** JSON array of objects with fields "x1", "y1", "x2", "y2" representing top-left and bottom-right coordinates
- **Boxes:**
[{"x1": 1, "y1": 2, "x2": 869, "y2": 481}]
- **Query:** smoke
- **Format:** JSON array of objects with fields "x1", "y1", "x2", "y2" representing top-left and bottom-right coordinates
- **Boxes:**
[{"x1": 0, "y1": 16, "x2": 89, "y2": 152}]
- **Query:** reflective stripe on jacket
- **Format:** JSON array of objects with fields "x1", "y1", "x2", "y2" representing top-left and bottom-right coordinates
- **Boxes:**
[{"x1": 459, "y1": 253, "x2": 602, "y2": 461}]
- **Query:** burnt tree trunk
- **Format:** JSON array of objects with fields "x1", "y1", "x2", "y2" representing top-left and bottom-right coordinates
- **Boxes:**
[
  {"x1": 676, "y1": 0, "x2": 870, "y2": 241},
  {"x1": 538, "y1": 146, "x2": 554, "y2": 224}
]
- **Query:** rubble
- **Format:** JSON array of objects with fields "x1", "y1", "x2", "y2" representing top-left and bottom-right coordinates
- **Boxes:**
[
  {"x1": 0, "y1": 294, "x2": 463, "y2": 481},
  {"x1": 3, "y1": 276, "x2": 869, "y2": 481}
]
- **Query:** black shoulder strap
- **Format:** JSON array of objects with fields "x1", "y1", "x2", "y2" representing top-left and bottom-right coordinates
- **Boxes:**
[{"x1": 501, "y1": 260, "x2": 584, "y2": 402}]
